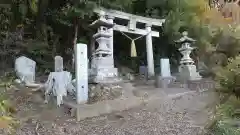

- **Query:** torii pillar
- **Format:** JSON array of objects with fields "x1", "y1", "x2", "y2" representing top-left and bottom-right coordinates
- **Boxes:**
[{"x1": 145, "y1": 24, "x2": 155, "y2": 77}]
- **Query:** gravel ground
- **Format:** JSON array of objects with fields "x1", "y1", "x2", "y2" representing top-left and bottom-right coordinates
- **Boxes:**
[{"x1": 13, "y1": 90, "x2": 217, "y2": 135}]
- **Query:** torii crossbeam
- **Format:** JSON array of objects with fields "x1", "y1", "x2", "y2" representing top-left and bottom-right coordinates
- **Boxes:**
[{"x1": 93, "y1": 8, "x2": 165, "y2": 77}]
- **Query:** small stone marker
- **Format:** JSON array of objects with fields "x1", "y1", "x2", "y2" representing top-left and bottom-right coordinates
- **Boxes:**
[
  {"x1": 155, "y1": 58, "x2": 174, "y2": 88},
  {"x1": 55, "y1": 56, "x2": 63, "y2": 72},
  {"x1": 160, "y1": 58, "x2": 171, "y2": 77},
  {"x1": 74, "y1": 43, "x2": 88, "y2": 104},
  {"x1": 139, "y1": 66, "x2": 147, "y2": 76}
]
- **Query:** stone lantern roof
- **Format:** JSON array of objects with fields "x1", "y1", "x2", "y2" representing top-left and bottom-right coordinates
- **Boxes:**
[
  {"x1": 89, "y1": 10, "x2": 114, "y2": 29},
  {"x1": 175, "y1": 31, "x2": 196, "y2": 44}
]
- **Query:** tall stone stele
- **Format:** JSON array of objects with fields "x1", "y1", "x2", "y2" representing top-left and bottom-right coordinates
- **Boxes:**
[
  {"x1": 175, "y1": 31, "x2": 202, "y2": 81},
  {"x1": 89, "y1": 11, "x2": 120, "y2": 83}
]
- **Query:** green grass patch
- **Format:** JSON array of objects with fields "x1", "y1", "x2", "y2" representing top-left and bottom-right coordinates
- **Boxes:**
[{"x1": 209, "y1": 96, "x2": 240, "y2": 135}]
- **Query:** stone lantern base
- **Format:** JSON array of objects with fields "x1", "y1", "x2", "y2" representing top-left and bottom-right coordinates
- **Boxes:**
[
  {"x1": 89, "y1": 56, "x2": 121, "y2": 84},
  {"x1": 178, "y1": 64, "x2": 202, "y2": 81},
  {"x1": 88, "y1": 68, "x2": 121, "y2": 83}
]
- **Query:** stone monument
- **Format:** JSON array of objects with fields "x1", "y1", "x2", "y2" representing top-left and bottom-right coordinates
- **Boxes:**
[
  {"x1": 176, "y1": 31, "x2": 202, "y2": 81},
  {"x1": 44, "y1": 56, "x2": 75, "y2": 106},
  {"x1": 44, "y1": 71, "x2": 74, "y2": 106},
  {"x1": 55, "y1": 56, "x2": 63, "y2": 72},
  {"x1": 89, "y1": 11, "x2": 120, "y2": 83},
  {"x1": 74, "y1": 43, "x2": 88, "y2": 104},
  {"x1": 155, "y1": 58, "x2": 175, "y2": 88},
  {"x1": 160, "y1": 58, "x2": 171, "y2": 77},
  {"x1": 139, "y1": 66, "x2": 147, "y2": 77},
  {"x1": 14, "y1": 56, "x2": 37, "y2": 86}
]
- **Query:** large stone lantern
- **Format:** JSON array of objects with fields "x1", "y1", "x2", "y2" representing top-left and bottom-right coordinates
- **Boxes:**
[
  {"x1": 89, "y1": 11, "x2": 120, "y2": 83},
  {"x1": 175, "y1": 31, "x2": 201, "y2": 81}
]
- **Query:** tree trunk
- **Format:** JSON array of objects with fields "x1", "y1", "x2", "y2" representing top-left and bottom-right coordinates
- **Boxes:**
[
  {"x1": 71, "y1": 17, "x2": 79, "y2": 69},
  {"x1": 36, "y1": 0, "x2": 48, "y2": 41},
  {"x1": 73, "y1": 17, "x2": 79, "y2": 47}
]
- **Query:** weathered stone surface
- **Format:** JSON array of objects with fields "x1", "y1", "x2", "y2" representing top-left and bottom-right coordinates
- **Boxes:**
[
  {"x1": 74, "y1": 43, "x2": 88, "y2": 104},
  {"x1": 44, "y1": 71, "x2": 75, "y2": 106},
  {"x1": 54, "y1": 56, "x2": 64, "y2": 72},
  {"x1": 88, "y1": 84, "x2": 123, "y2": 104},
  {"x1": 160, "y1": 58, "x2": 171, "y2": 77},
  {"x1": 89, "y1": 12, "x2": 119, "y2": 83},
  {"x1": 15, "y1": 56, "x2": 36, "y2": 84},
  {"x1": 89, "y1": 68, "x2": 120, "y2": 83},
  {"x1": 187, "y1": 79, "x2": 215, "y2": 91},
  {"x1": 179, "y1": 65, "x2": 202, "y2": 81}
]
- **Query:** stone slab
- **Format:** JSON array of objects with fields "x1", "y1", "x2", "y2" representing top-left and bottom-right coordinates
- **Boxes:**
[
  {"x1": 63, "y1": 96, "x2": 142, "y2": 121},
  {"x1": 187, "y1": 79, "x2": 215, "y2": 91}
]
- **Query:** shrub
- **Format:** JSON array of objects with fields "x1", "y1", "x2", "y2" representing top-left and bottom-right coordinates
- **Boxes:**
[
  {"x1": 0, "y1": 89, "x2": 17, "y2": 134},
  {"x1": 210, "y1": 96, "x2": 240, "y2": 135},
  {"x1": 215, "y1": 56, "x2": 240, "y2": 97}
]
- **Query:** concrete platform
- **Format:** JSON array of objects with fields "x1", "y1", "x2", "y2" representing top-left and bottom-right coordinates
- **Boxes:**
[{"x1": 62, "y1": 81, "x2": 212, "y2": 121}]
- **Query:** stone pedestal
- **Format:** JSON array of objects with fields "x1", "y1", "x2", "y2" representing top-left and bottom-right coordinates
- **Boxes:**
[
  {"x1": 89, "y1": 68, "x2": 120, "y2": 83},
  {"x1": 179, "y1": 65, "x2": 202, "y2": 81},
  {"x1": 89, "y1": 56, "x2": 119, "y2": 83}
]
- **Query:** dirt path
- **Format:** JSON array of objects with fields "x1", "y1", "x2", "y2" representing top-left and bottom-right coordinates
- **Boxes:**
[{"x1": 8, "y1": 84, "x2": 219, "y2": 135}]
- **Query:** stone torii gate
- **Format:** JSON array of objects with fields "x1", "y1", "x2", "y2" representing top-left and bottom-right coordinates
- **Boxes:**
[{"x1": 93, "y1": 8, "x2": 165, "y2": 77}]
